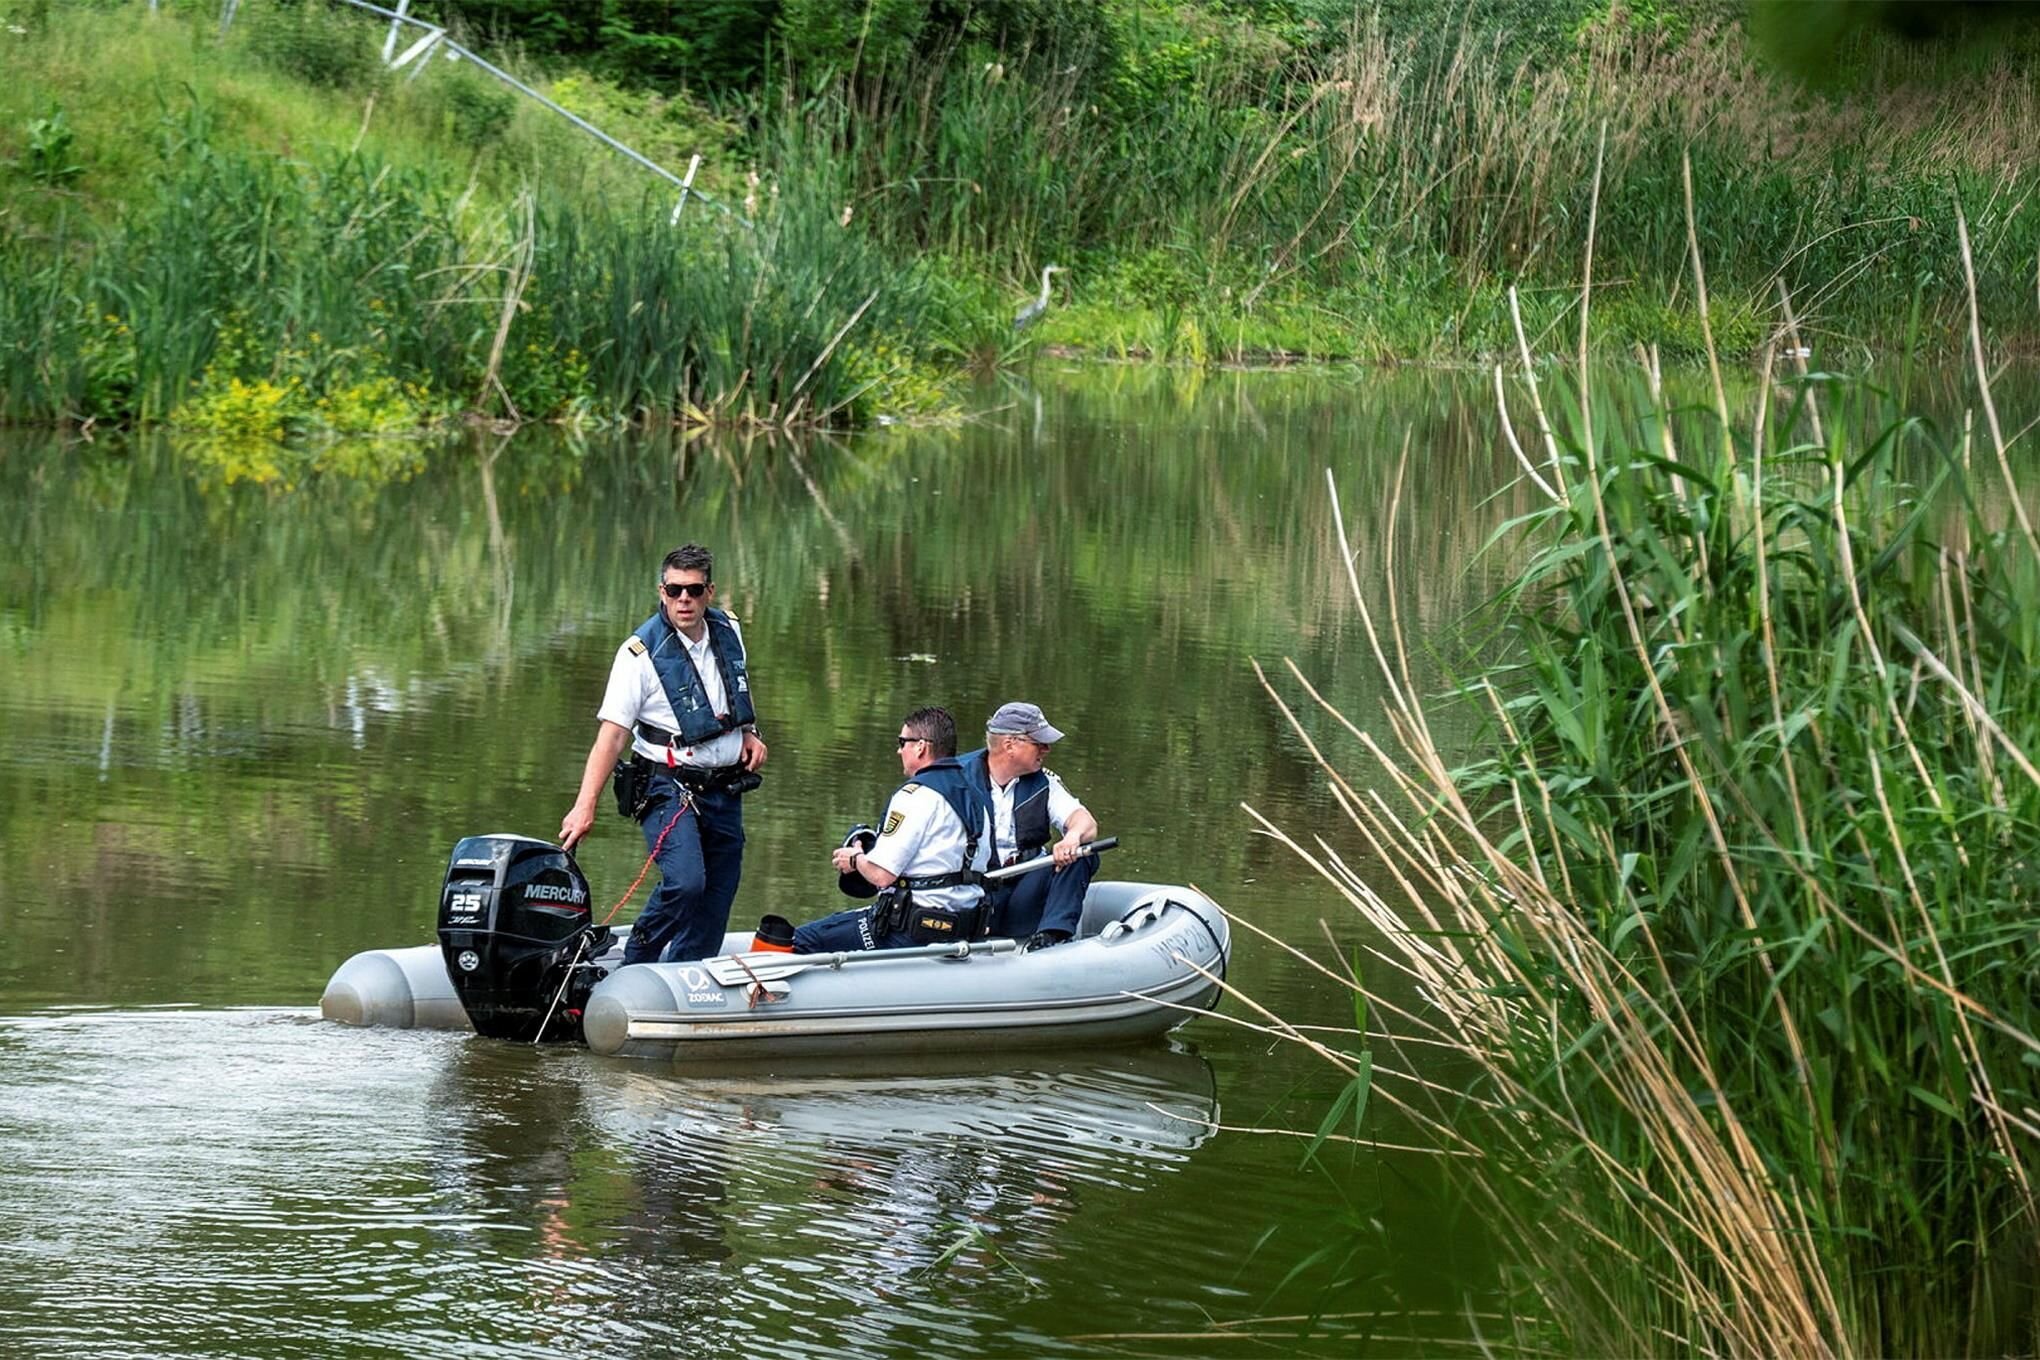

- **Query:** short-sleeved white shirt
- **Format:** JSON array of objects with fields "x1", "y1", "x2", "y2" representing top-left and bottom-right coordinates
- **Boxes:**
[
  {"x1": 865, "y1": 779, "x2": 994, "y2": 915},
  {"x1": 986, "y1": 768, "x2": 1084, "y2": 866},
  {"x1": 596, "y1": 618, "x2": 745, "y2": 769}
]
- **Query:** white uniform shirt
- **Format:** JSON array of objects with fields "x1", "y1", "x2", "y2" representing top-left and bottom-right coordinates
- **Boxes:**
[
  {"x1": 986, "y1": 767, "x2": 1084, "y2": 866},
  {"x1": 596, "y1": 618, "x2": 745, "y2": 769},
  {"x1": 865, "y1": 780, "x2": 994, "y2": 915}
]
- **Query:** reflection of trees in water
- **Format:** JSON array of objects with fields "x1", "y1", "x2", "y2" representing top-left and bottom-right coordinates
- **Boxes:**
[{"x1": 15, "y1": 366, "x2": 2012, "y2": 999}]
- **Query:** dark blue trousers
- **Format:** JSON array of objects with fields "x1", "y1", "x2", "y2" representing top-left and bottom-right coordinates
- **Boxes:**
[
  {"x1": 622, "y1": 777, "x2": 745, "y2": 966},
  {"x1": 991, "y1": 853, "x2": 1097, "y2": 938},
  {"x1": 792, "y1": 906, "x2": 915, "y2": 954}
]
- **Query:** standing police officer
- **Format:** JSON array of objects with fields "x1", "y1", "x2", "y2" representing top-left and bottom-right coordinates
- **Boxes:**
[
  {"x1": 559, "y1": 544, "x2": 767, "y2": 965},
  {"x1": 793, "y1": 706, "x2": 992, "y2": 953},
  {"x1": 960, "y1": 701, "x2": 1100, "y2": 950}
]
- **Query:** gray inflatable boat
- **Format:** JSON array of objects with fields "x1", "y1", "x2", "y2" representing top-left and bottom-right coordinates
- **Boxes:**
[{"x1": 321, "y1": 841, "x2": 1229, "y2": 1065}]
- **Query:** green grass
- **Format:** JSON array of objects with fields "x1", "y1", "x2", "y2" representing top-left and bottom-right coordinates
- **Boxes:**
[
  {"x1": 9, "y1": 1, "x2": 2040, "y2": 437},
  {"x1": 775, "y1": 4, "x2": 2040, "y2": 362},
  {"x1": 0, "y1": 6, "x2": 968, "y2": 432},
  {"x1": 0, "y1": 2, "x2": 962, "y2": 433}
]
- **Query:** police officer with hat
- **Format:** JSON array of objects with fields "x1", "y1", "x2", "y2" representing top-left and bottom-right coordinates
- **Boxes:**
[
  {"x1": 959, "y1": 701, "x2": 1100, "y2": 950},
  {"x1": 559, "y1": 543, "x2": 767, "y2": 966}
]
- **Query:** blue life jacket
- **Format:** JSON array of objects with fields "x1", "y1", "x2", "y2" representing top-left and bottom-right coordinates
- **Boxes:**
[
  {"x1": 633, "y1": 608, "x2": 756, "y2": 745},
  {"x1": 958, "y1": 748, "x2": 1051, "y2": 862},
  {"x1": 895, "y1": 757, "x2": 989, "y2": 888}
]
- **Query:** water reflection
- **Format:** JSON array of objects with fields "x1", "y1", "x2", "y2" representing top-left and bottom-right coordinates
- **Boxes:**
[{"x1": 0, "y1": 1005, "x2": 1218, "y2": 1357}]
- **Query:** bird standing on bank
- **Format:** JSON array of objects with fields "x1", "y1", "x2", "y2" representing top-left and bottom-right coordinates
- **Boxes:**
[{"x1": 1014, "y1": 264, "x2": 1064, "y2": 331}]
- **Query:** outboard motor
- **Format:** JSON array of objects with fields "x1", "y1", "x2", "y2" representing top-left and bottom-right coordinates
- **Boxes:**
[{"x1": 437, "y1": 834, "x2": 607, "y2": 1041}]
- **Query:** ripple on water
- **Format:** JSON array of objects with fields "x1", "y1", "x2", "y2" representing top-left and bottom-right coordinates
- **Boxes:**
[{"x1": 0, "y1": 1008, "x2": 1241, "y2": 1358}]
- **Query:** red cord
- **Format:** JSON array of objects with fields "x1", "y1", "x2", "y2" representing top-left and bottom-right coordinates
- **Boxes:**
[{"x1": 597, "y1": 795, "x2": 689, "y2": 926}]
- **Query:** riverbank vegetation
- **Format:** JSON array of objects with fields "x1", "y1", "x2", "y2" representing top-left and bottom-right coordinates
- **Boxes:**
[
  {"x1": 7, "y1": 0, "x2": 2040, "y2": 436},
  {"x1": 1251, "y1": 280, "x2": 2040, "y2": 1348}
]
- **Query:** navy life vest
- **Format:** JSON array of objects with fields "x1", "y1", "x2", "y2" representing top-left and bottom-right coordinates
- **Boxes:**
[
  {"x1": 633, "y1": 608, "x2": 756, "y2": 746},
  {"x1": 894, "y1": 757, "x2": 989, "y2": 891},
  {"x1": 958, "y1": 748, "x2": 1051, "y2": 862}
]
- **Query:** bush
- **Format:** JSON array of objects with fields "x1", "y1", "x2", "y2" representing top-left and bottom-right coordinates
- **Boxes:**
[
  {"x1": 430, "y1": 70, "x2": 517, "y2": 150},
  {"x1": 238, "y1": 1, "x2": 380, "y2": 91}
]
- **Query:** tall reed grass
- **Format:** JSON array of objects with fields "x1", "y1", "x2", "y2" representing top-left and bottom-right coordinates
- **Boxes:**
[
  {"x1": 1240, "y1": 289, "x2": 2040, "y2": 1350},
  {"x1": 0, "y1": 93, "x2": 946, "y2": 430},
  {"x1": 772, "y1": 11, "x2": 2040, "y2": 356}
]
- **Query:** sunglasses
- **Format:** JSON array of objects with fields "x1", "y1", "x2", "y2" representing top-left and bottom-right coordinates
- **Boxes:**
[
  {"x1": 661, "y1": 581, "x2": 709, "y2": 600},
  {"x1": 896, "y1": 735, "x2": 927, "y2": 748}
]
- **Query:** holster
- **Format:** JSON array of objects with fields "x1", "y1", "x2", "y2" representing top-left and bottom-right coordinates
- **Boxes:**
[
  {"x1": 872, "y1": 888, "x2": 908, "y2": 938},
  {"x1": 611, "y1": 755, "x2": 653, "y2": 822}
]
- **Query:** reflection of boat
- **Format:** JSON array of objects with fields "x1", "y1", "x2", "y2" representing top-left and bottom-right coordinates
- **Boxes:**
[
  {"x1": 573, "y1": 1046, "x2": 1222, "y2": 1156},
  {"x1": 321, "y1": 836, "x2": 1230, "y2": 1065}
]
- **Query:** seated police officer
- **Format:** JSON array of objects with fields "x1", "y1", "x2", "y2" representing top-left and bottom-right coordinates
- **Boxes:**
[
  {"x1": 959, "y1": 702, "x2": 1100, "y2": 950},
  {"x1": 792, "y1": 706, "x2": 993, "y2": 954}
]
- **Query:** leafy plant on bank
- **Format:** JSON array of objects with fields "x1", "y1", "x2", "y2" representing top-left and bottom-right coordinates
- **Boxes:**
[{"x1": 21, "y1": 104, "x2": 82, "y2": 185}]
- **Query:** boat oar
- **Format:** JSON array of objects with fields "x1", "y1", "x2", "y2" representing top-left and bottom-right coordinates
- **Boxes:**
[
  {"x1": 703, "y1": 937, "x2": 1021, "y2": 987},
  {"x1": 982, "y1": 835, "x2": 1117, "y2": 882}
]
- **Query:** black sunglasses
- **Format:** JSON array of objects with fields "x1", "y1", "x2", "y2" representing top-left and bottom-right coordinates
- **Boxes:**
[
  {"x1": 896, "y1": 735, "x2": 927, "y2": 748},
  {"x1": 661, "y1": 581, "x2": 709, "y2": 599}
]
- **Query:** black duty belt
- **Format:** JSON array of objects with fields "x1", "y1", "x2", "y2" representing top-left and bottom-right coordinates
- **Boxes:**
[
  {"x1": 649, "y1": 762, "x2": 753, "y2": 792},
  {"x1": 637, "y1": 720, "x2": 735, "y2": 747},
  {"x1": 897, "y1": 870, "x2": 985, "y2": 890}
]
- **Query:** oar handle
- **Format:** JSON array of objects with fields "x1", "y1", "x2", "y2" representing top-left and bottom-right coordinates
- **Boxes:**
[
  {"x1": 983, "y1": 836, "x2": 1119, "y2": 882},
  {"x1": 705, "y1": 936, "x2": 1021, "y2": 985}
]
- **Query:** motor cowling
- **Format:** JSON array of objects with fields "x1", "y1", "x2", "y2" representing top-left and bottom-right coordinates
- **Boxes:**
[{"x1": 437, "y1": 834, "x2": 604, "y2": 1041}]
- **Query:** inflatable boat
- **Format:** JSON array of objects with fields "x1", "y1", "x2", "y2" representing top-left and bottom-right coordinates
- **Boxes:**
[{"x1": 321, "y1": 834, "x2": 1229, "y2": 1064}]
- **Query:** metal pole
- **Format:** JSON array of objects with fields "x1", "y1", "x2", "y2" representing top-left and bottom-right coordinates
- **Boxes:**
[
  {"x1": 669, "y1": 153, "x2": 701, "y2": 226},
  {"x1": 318, "y1": 0, "x2": 751, "y2": 226},
  {"x1": 405, "y1": 38, "x2": 441, "y2": 82},
  {"x1": 380, "y1": 0, "x2": 411, "y2": 63},
  {"x1": 219, "y1": 0, "x2": 240, "y2": 36},
  {"x1": 389, "y1": 27, "x2": 441, "y2": 72}
]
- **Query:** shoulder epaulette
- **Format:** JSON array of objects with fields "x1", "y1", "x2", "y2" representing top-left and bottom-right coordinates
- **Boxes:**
[
  {"x1": 625, "y1": 636, "x2": 647, "y2": 656},
  {"x1": 900, "y1": 781, "x2": 921, "y2": 794}
]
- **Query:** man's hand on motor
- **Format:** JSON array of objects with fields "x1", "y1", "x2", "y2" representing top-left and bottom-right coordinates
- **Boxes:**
[
  {"x1": 559, "y1": 804, "x2": 594, "y2": 852},
  {"x1": 1051, "y1": 833, "x2": 1085, "y2": 869}
]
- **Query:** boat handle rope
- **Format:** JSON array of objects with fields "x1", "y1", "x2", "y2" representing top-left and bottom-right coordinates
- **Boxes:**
[{"x1": 1109, "y1": 896, "x2": 1230, "y2": 1002}]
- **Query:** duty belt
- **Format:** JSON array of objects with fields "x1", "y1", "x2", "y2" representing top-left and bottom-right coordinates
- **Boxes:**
[
  {"x1": 652, "y1": 762, "x2": 753, "y2": 792},
  {"x1": 897, "y1": 870, "x2": 985, "y2": 890},
  {"x1": 636, "y1": 719, "x2": 735, "y2": 748}
]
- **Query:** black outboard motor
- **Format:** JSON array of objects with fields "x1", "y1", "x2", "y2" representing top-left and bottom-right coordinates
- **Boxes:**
[{"x1": 437, "y1": 834, "x2": 607, "y2": 1041}]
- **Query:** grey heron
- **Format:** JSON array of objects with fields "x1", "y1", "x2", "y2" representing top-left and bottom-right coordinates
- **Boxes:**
[{"x1": 1014, "y1": 265, "x2": 1064, "y2": 330}]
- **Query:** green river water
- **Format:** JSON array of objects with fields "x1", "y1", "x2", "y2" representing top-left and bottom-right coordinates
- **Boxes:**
[{"x1": 0, "y1": 362, "x2": 1990, "y2": 1357}]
